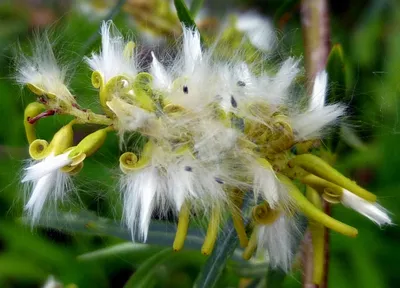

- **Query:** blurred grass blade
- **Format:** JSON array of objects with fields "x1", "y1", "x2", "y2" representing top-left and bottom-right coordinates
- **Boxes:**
[
  {"x1": 326, "y1": 44, "x2": 348, "y2": 104},
  {"x1": 123, "y1": 248, "x2": 173, "y2": 288},
  {"x1": 190, "y1": 0, "x2": 204, "y2": 18},
  {"x1": 340, "y1": 125, "x2": 367, "y2": 151},
  {"x1": 77, "y1": 242, "x2": 154, "y2": 261}
]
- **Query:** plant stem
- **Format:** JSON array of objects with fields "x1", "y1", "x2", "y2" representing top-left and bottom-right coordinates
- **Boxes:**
[
  {"x1": 301, "y1": 0, "x2": 330, "y2": 90},
  {"x1": 68, "y1": 106, "x2": 114, "y2": 126},
  {"x1": 300, "y1": 0, "x2": 331, "y2": 287}
]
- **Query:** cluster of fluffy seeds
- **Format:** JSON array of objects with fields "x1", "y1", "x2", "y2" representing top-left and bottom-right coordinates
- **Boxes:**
[{"x1": 18, "y1": 21, "x2": 391, "y2": 272}]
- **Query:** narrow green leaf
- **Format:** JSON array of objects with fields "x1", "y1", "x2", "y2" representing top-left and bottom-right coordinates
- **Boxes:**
[
  {"x1": 174, "y1": 0, "x2": 201, "y2": 35},
  {"x1": 19, "y1": 212, "x2": 205, "y2": 250},
  {"x1": 194, "y1": 221, "x2": 239, "y2": 288},
  {"x1": 326, "y1": 44, "x2": 348, "y2": 104},
  {"x1": 123, "y1": 248, "x2": 173, "y2": 288},
  {"x1": 194, "y1": 194, "x2": 253, "y2": 288},
  {"x1": 77, "y1": 242, "x2": 157, "y2": 261},
  {"x1": 190, "y1": 0, "x2": 204, "y2": 18}
]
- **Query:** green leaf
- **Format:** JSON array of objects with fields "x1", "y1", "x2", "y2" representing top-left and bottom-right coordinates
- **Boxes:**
[
  {"x1": 266, "y1": 269, "x2": 286, "y2": 288},
  {"x1": 174, "y1": 0, "x2": 204, "y2": 46},
  {"x1": 123, "y1": 248, "x2": 173, "y2": 288},
  {"x1": 194, "y1": 193, "x2": 254, "y2": 288},
  {"x1": 20, "y1": 212, "x2": 205, "y2": 250},
  {"x1": 194, "y1": 220, "x2": 239, "y2": 288},
  {"x1": 190, "y1": 0, "x2": 204, "y2": 18},
  {"x1": 0, "y1": 254, "x2": 47, "y2": 280},
  {"x1": 326, "y1": 44, "x2": 348, "y2": 104},
  {"x1": 77, "y1": 242, "x2": 160, "y2": 261}
]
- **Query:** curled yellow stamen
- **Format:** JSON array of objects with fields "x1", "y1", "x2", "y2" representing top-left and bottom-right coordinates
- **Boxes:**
[
  {"x1": 201, "y1": 206, "x2": 220, "y2": 256},
  {"x1": 306, "y1": 185, "x2": 325, "y2": 285},
  {"x1": 301, "y1": 174, "x2": 343, "y2": 196},
  {"x1": 62, "y1": 162, "x2": 84, "y2": 175},
  {"x1": 28, "y1": 139, "x2": 49, "y2": 160},
  {"x1": 252, "y1": 202, "x2": 280, "y2": 225},
  {"x1": 91, "y1": 71, "x2": 104, "y2": 89},
  {"x1": 278, "y1": 174, "x2": 358, "y2": 237},
  {"x1": 133, "y1": 72, "x2": 154, "y2": 111},
  {"x1": 173, "y1": 203, "x2": 190, "y2": 252},
  {"x1": 268, "y1": 115, "x2": 294, "y2": 152},
  {"x1": 92, "y1": 71, "x2": 131, "y2": 116},
  {"x1": 119, "y1": 141, "x2": 153, "y2": 174},
  {"x1": 289, "y1": 154, "x2": 376, "y2": 202}
]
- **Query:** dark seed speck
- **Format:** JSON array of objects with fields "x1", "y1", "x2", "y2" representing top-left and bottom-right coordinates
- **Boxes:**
[{"x1": 230, "y1": 95, "x2": 237, "y2": 108}]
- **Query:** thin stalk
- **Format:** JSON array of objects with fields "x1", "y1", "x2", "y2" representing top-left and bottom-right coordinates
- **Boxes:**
[{"x1": 300, "y1": 0, "x2": 331, "y2": 287}]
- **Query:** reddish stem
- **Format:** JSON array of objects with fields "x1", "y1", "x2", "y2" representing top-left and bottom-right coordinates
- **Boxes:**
[{"x1": 27, "y1": 110, "x2": 56, "y2": 124}]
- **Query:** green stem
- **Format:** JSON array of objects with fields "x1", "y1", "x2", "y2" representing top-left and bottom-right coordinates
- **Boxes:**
[{"x1": 67, "y1": 106, "x2": 114, "y2": 126}]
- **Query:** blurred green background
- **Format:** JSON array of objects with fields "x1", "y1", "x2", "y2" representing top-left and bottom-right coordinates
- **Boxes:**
[{"x1": 0, "y1": 0, "x2": 398, "y2": 287}]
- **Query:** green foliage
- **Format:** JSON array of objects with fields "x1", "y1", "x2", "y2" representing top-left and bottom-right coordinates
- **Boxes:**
[{"x1": 174, "y1": 0, "x2": 198, "y2": 29}]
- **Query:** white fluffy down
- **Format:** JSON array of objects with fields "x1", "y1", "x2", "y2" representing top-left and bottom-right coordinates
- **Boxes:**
[
  {"x1": 256, "y1": 215, "x2": 298, "y2": 271},
  {"x1": 24, "y1": 167, "x2": 72, "y2": 225},
  {"x1": 85, "y1": 21, "x2": 138, "y2": 82},
  {"x1": 16, "y1": 35, "x2": 75, "y2": 104},
  {"x1": 236, "y1": 11, "x2": 276, "y2": 51},
  {"x1": 342, "y1": 189, "x2": 392, "y2": 226}
]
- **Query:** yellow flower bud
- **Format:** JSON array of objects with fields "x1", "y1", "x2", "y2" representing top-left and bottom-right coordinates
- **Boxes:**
[
  {"x1": 70, "y1": 126, "x2": 111, "y2": 158},
  {"x1": 47, "y1": 121, "x2": 75, "y2": 155}
]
